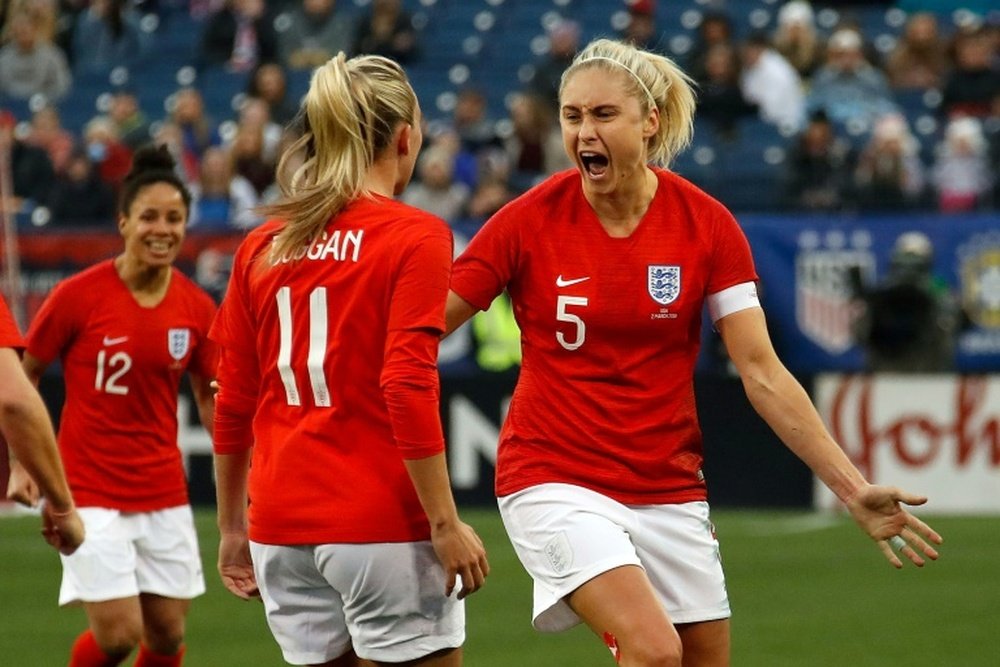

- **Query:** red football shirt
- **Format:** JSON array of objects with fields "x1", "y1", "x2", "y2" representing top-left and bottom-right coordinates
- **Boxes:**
[
  {"x1": 0, "y1": 294, "x2": 23, "y2": 349},
  {"x1": 211, "y1": 195, "x2": 453, "y2": 545},
  {"x1": 26, "y1": 261, "x2": 218, "y2": 511},
  {"x1": 451, "y1": 168, "x2": 759, "y2": 504}
]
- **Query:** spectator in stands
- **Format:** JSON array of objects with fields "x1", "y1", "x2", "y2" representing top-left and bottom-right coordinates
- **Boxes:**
[
  {"x1": 686, "y1": 10, "x2": 734, "y2": 84},
  {"x1": 45, "y1": 147, "x2": 117, "y2": 226},
  {"x1": 465, "y1": 150, "x2": 516, "y2": 222},
  {"x1": 277, "y1": 0, "x2": 354, "y2": 70},
  {"x1": 24, "y1": 104, "x2": 74, "y2": 174},
  {"x1": 940, "y1": 26, "x2": 1000, "y2": 119},
  {"x1": 620, "y1": 0, "x2": 664, "y2": 53},
  {"x1": 234, "y1": 95, "x2": 282, "y2": 163},
  {"x1": 188, "y1": 145, "x2": 260, "y2": 229},
  {"x1": 0, "y1": 109, "x2": 55, "y2": 214},
  {"x1": 435, "y1": 90, "x2": 499, "y2": 190},
  {"x1": 772, "y1": 0, "x2": 823, "y2": 79},
  {"x1": 931, "y1": 116, "x2": 993, "y2": 212},
  {"x1": 108, "y1": 86, "x2": 152, "y2": 150},
  {"x1": 353, "y1": 0, "x2": 417, "y2": 65},
  {"x1": 526, "y1": 18, "x2": 581, "y2": 111},
  {"x1": 167, "y1": 87, "x2": 221, "y2": 181},
  {"x1": 696, "y1": 43, "x2": 758, "y2": 139},
  {"x1": 245, "y1": 61, "x2": 299, "y2": 127},
  {"x1": 884, "y1": 12, "x2": 950, "y2": 91},
  {"x1": 3, "y1": 0, "x2": 62, "y2": 54},
  {"x1": 229, "y1": 120, "x2": 275, "y2": 197},
  {"x1": 785, "y1": 110, "x2": 855, "y2": 211},
  {"x1": 0, "y1": 8, "x2": 71, "y2": 101},
  {"x1": 504, "y1": 92, "x2": 572, "y2": 189},
  {"x1": 70, "y1": 0, "x2": 150, "y2": 76},
  {"x1": 853, "y1": 112, "x2": 926, "y2": 210},
  {"x1": 851, "y1": 231, "x2": 961, "y2": 372},
  {"x1": 739, "y1": 31, "x2": 805, "y2": 132},
  {"x1": 402, "y1": 144, "x2": 471, "y2": 222},
  {"x1": 82, "y1": 115, "x2": 133, "y2": 191},
  {"x1": 807, "y1": 28, "x2": 897, "y2": 132},
  {"x1": 198, "y1": 0, "x2": 278, "y2": 73}
]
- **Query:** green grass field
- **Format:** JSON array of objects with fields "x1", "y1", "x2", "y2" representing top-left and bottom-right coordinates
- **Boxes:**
[{"x1": 1, "y1": 508, "x2": 997, "y2": 666}]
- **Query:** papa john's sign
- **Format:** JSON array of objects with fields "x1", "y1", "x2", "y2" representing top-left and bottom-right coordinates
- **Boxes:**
[{"x1": 814, "y1": 374, "x2": 1000, "y2": 514}]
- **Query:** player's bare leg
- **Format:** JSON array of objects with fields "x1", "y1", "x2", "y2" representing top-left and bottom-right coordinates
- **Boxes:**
[
  {"x1": 568, "y1": 564, "x2": 683, "y2": 666},
  {"x1": 139, "y1": 594, "x2": 191, "y2": 655},
  {"x1": 83, "y1": 597, "x2": 143, "y2": 659},
  {"x1": 676, "y1": 619, "x2": 729, "y2": 666}
]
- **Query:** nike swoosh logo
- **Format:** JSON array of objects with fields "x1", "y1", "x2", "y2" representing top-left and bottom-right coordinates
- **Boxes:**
[
  {"x1": 102, "y1": 336, "x2": 129, "y2": 346},
  {"x1": 556, "y1": 275, "x2": 590, "y2": 287}
]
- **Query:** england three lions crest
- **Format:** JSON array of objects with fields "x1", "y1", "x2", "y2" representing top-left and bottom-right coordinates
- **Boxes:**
[
  {"x1": 648, "y1": 265, "x2": 681, "y2": 305},
  {"x1": 168, "y1": 328, "x2": 191, "y2": 361}
]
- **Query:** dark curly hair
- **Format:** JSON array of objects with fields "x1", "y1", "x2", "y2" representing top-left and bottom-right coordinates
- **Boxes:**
[{"x1": 118, "y1": 144, "x2": 192, "y2": 216}]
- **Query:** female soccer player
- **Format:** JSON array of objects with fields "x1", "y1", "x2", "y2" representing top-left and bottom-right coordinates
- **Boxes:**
[
  {"x1": 446, "y1": 38, "x2": 943, "y2": 667},
  {"x1": 1, "y1": 293, "x2": 84, "y2": 555},
  {"x1": 210, "y1": 53, "x2": 489, "y2": 667},
  {"x1": 13, "y1": 145, "x2": 217, "y2": 667}
]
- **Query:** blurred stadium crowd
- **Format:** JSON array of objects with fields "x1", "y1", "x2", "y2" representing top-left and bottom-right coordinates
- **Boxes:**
[{"x1": 0, "y1": 0, "x2": 998, "y2": 232}]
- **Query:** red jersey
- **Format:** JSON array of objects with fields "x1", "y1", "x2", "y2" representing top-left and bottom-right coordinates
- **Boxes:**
[
  {"x1": 26, "y1": 261, "x2": 218, "y2": 511},
  {"x1": 211, "y1": 195, "x2": 453, "y2": 545},
  {"x1": 0, "y1": 294, "x2": 23, "y2": 349},
  {"x1": 451, "y1": 168, "x2": 758, "y2": 504}
]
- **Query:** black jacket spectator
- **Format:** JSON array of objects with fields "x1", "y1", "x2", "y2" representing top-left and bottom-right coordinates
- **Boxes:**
[
  {"x1": 46, "y1": 150, "x2": 117, "y2": 226},
  {"x1": 198, "y1": 0, "x2": 279, "y2": 72}
]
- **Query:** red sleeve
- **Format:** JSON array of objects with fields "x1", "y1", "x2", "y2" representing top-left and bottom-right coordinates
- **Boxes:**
[
  {"x1": 381, "y1": 329, "x2": 445, "y2": 459},
  {"x1": 210, "y1": 244, "x2": 261, "y2": 454},
  {"x1": 380, "y1": 222, "x2": 452, "y2": 458},
  {"x1": 0, "y1": 295, "x2": 24, "y2": 349},
  {"x1": 707, "y1": 205, "x2": 758, "y2": 294},
  {"x1": 25, "y1": 279, "x2": 79, "y2": 364},
  {"x1": 450, "y1": 204, "x2": 521, "y2": 311}
]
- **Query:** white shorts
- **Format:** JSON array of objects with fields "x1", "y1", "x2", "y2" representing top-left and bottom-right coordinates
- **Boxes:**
[
  {"x1": 498, "y1": 483, "x2": 731, "y2": 633},
  {"x1": 59, "y1": 506, "x2": 205, "y2": 606},
  {"x1": 250, "y1": 540, "x2": 464, "y2": 665}
]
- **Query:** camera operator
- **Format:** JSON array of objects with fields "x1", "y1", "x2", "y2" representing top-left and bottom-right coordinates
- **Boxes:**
[{"x1": 851, "y1": 231, "x2": 962, "y2": 372}]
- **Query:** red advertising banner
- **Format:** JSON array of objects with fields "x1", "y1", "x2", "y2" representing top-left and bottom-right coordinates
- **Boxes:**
[{"x1": 815, "y1": 374, "x2": 1000, "y2": 513}]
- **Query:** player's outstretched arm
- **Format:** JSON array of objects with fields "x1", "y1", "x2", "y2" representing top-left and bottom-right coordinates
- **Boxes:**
[
  {"x1": 404, "y1": 454, "x2": 490, "y2": 599},
  {"x1": 717, "y1": 307, "x2": 943, "y2": 568}
]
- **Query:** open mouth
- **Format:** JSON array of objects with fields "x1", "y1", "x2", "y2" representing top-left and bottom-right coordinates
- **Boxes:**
[{"x1": 580, "y1": 151, "x2": 609, "y2": 178}]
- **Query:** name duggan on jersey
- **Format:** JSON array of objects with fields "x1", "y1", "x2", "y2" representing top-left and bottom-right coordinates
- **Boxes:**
[{"x1": 270, "y1": 229, "x2": 365, "y2": 265}]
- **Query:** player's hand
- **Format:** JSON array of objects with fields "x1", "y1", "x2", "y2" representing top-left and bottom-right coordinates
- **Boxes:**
[
  {"x1": 844, "y1": 483, "x2": 943, "y2": 569},
  {"x1": 430, "y1": 519, "x2": 489, "y2": 599},
  {"x1": 218, "y1": 532, "x2": 259, "y2": 600},
  {"x1": 6, "y1": 459, "x2": 41, "y2": 507},
  {"x1": 41, "y1": 503, "x2": 85, "y2": 555}
]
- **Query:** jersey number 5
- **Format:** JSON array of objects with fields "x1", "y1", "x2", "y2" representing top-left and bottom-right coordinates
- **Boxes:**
[
  {"x1": 276, "y1": 286, "x2": 332, "y2": 407},
  {"x1": 556, "y1": 295, "x2": 588, "y2": 351}
]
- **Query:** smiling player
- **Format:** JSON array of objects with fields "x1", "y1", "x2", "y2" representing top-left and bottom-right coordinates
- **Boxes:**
[
  {"x1": 445, "y1": 38, "x2": 943, "y2": 667},
  {"x1": 9, "y1": 145, "x2": 217, "y2": 667}
]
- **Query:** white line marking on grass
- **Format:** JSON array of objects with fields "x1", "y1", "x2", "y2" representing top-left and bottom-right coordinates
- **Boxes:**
[{"x1": 735, "y1": 513, "x2": 844, "y2": 536}]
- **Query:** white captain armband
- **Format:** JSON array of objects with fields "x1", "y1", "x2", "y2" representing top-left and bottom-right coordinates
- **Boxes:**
[{"x1": 707, "y1": 281, "x2": 761, "y2": 324}]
